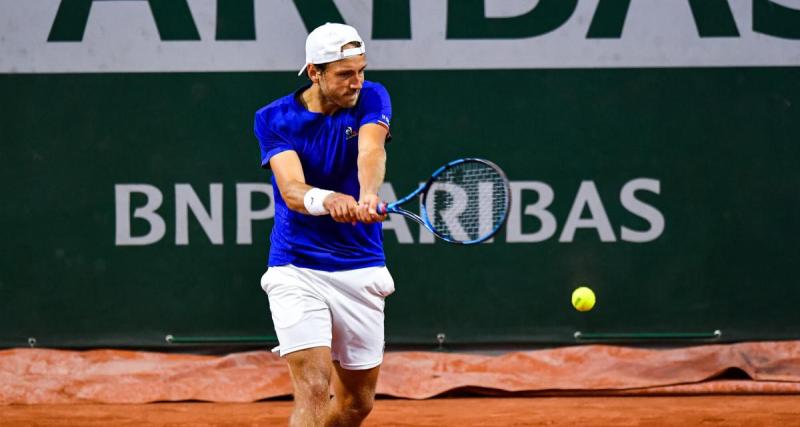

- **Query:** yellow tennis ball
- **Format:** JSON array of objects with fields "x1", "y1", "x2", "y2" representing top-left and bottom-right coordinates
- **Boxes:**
[{"x1": 572, "y1": 286, "x2": 596, "y2": 312}]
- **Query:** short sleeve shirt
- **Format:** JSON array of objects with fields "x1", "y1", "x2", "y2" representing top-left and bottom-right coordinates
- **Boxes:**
[{"x1": 254, "y1": 80, "x2": 392, "y2": 271}]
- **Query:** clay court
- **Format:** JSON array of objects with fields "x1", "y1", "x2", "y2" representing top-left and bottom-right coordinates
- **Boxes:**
[
  {"x1": 3, "y1": 343, "x2": 800, "y2": 426},
  {"x1": 4, "y1": 396, "x2": 800, "y2": 427}
]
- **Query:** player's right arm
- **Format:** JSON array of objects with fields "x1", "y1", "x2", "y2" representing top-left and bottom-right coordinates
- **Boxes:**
[{"x1": 269, "y1": 150, "x2": 359, "y2": 223}]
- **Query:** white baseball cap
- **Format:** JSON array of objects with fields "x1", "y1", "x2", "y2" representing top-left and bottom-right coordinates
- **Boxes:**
[{"x1": 298, "y1": 23, "x2": 366, "y2": 76}]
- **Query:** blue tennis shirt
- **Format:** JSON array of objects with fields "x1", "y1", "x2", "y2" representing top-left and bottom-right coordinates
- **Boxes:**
[{"x1": 254, "y1": 81, "x2": 392, "y2": 272}]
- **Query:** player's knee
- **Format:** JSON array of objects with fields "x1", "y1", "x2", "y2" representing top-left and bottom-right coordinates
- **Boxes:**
[
  {"x1": 334, "y1": 403, "x2": 373, "y2": 423},
  {"x1": 353, "y1": 398, "x2": 374, "y2": 418},
  {"x1": 341, "y1": 393, "x2": 374, "y2": 419},
  {"x1": 295, "y1": 377, "x2": 331, "y2": 404}
]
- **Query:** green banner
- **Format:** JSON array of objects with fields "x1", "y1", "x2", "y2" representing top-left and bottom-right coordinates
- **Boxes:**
[{"x1": 2, "y1": 68, "x2": 799, "y2": 347}]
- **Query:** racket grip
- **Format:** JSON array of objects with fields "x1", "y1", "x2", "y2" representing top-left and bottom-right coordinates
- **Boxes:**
[{"x1": 377, "y1": 202, "x2": 388, "y2": 215}]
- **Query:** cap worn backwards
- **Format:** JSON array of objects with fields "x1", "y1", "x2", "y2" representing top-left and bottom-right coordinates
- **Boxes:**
[{"x1": 298, "y1": 23, "x2": 366, "y2": 76}]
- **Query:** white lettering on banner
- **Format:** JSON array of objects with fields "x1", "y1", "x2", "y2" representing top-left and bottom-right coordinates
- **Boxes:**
[
  {"x1": 427, "y1": 182, "x2": 470, "y2": 241},
  {"x1": 379, "y1": 182, "x2": 414, "y2": 244},
  {"x1": 620, "y1": 178, "x2": 665, "y2": 242},
  {"x1": 417, "y1": 181, "x2": 435, "y2": 244},
  {"x1": 115, "y1": 184, "x2": 166, "y2": 246},
  {"x1": 2, "y1": 0, "x2": 800, "y2": 73},
  {"x1": 507, "y1": 181, "x2": 557, "y2": 243},
  {"x1": 175, "y1": 183, "x2": 223, "y2": 245},
  {"x1": 113, "y1": 179, "x2": 665, "y2": 246},
  {"x1": 559, "y1": 181, "x2": 617, "y2": 242},
  {"x1": 478, "y1": 181, "x2": 495, "y2": 239},
  {"x1": 236, "y1": 183, "x2": 274, "y2": 245}
]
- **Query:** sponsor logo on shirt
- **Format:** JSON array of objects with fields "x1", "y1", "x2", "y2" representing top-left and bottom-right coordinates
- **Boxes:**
[{"x1": 345, "y1": 126, "x2": 358, "y2": 140}]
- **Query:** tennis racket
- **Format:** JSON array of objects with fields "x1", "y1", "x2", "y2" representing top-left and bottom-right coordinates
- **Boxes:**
[{"x1": 378, "y1": 158, "x2": 511, "y2": 245}]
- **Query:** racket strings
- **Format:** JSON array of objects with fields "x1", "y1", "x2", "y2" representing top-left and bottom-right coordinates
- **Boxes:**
[{"x1": 425, "y1": 161, "x2": 509, "y2": 242}]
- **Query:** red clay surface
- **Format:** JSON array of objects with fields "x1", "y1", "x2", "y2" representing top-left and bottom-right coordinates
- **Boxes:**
[{"x1": 2, "y1": 396, "x2": 800, "y2": 427}]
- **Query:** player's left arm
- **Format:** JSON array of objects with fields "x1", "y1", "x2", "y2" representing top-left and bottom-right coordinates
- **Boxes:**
[{"x1": 356, "y1": 123, "x2": 389, "y2": 224}]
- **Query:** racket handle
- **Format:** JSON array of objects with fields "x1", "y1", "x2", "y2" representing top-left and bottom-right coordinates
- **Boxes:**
[{"x1": 377, "y1": 202, "x2": 388, "y2": 215}]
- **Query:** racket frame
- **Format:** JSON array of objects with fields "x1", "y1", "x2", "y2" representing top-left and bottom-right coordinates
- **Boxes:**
[{"x1": 380, "y1": 158, "x2": 511, "y2": 245}]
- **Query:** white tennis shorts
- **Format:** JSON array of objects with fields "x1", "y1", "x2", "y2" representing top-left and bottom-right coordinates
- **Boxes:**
[{"x1": 260, "y1": 264, "x2": 395, "y2": 370}]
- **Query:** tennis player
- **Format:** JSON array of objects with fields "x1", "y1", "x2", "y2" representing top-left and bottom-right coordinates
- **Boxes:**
[{"x1": 254, "y1": 23, "x2": 393, "y2": 426}]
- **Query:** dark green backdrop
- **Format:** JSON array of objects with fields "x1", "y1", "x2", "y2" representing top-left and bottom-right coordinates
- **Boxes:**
[{"x1": 2, "y1": 68, "x2": 799, "y2": 347}]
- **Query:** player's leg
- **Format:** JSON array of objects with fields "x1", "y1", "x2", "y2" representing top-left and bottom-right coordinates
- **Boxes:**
[
  {"x1": 261, "y1": 266, "x2": 335, "y2": 426},
  {"x1": 324, "y1": 362, "x2": 381, "y2": 426},
  {"x1": 323, "y1": 266, "x2": 395, "y2": 425},
  {"x1": 284, "y1": 346, "x2": 333, "y2": 427}
]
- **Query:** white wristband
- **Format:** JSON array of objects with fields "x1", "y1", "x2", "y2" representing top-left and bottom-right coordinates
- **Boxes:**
[{"x1": 303, "y1": 188, "x2": 333, "y2": 216}]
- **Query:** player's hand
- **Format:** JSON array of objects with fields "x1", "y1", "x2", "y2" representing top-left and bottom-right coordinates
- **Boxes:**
[
  {"x1": 357, "y1": 194, "x2": 387, "y2": 224},
  {"x1": 324, "y1": 192, "x2": 359, "y2": 224}
]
